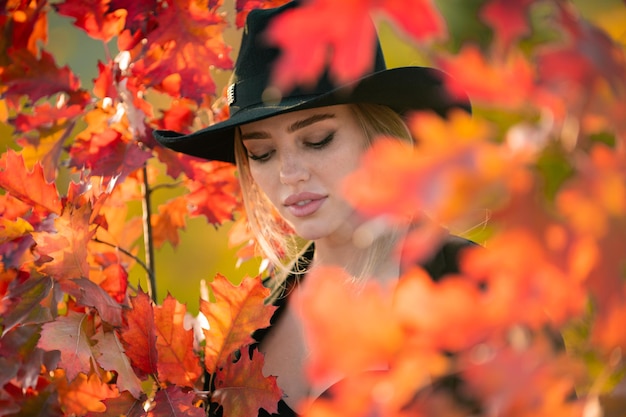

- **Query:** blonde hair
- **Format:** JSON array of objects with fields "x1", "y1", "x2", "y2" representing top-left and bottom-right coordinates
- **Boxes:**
[{"x1": 234, "y1": 103, "x2": 413, "y2": 285}]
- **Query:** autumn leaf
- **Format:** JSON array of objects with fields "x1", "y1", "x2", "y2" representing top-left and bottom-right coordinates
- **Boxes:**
[
  {"x1": 54, "y1": 0, "x2": 127, "y2": 42},
  {"x1": 130, "y1": 0, "x2": 232, "y2": 102},
  {"x1": 57, "y1": 372, "x2": 120, "y2": 416},
  {"x1": 38, "y1": 311, "x2": 97, "y2": 382},
  {"x1": 68, "y1": 128, "x2": 152, "y2": 183},
  {"x1": 200, "y1": 275, "x2": 276, "y2": 374},
  {"x1": 85, "y1": 391, "x2": 146, "y2": 417},
  {"x1": 0, "y1": 49, "x2": 83, "y2": 104},
  {"x1": 148, "y1": 385, "x2": 205, "y2": 417},
  {"x1": 0, "y1": 276, "x2": 53, "y2": 337},
  {"x1": 437, "y1": 45, "x2": 535, "y2": 109},
  {"x1": 0, "y1": 217, "x2": 34, "y2": 245},
  {"x1": 93, "y1": 331, "x2": 143, "y2": 399},
  {"x1": 1, "y1": 0, "x2": 48, "y2": 56},
  {"x1": 0, "y1": 150, "x2": 62, "y2": 216},
  {"x1": 185, "y1": 160, "x2": 240, "y2": 226},
  {"x1": 120, "y1": 290, "x2": 158, "y2": 376},
  {"x1": 93, "y1": 60, "x2": 119, "y2": 100},
  {"x1": 234, "y1": 0, "x2": 290, "y2": 28},
  {"x1": 266, "y1": 0, "x2": 445, "y2": 92},
  {"x1": 32, "y1": 203, "x2": 95, "y2": 280},
  {"x1": 154, "y1": 294, "x2": 202, "y2": 387},
  {"x1": 151, "y1": 197, "x2": 189, "y2": 249},
  {"x1": 59, "y1": 278, "x2": 123, "y2": 327},
  {"x1": 213, "y1": 351, "x2": 282, "y2": 417},
  {"x1": 297, "y1": 266, "x2": 404, "y2": 382},
  {"x1": 480, "y1": 0, "x2": 534, "y2": 50}
]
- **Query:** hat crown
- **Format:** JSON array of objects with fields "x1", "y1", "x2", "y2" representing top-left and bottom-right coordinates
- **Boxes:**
[{"x1": 228, "y1": 1, "x2": 386, "y2": 114}]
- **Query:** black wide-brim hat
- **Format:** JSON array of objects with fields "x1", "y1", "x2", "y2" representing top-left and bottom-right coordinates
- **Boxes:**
[{"x1": 153, "y1": 1, "x2": 471, "y2": 163}]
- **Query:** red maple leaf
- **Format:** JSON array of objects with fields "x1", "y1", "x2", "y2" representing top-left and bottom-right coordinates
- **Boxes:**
[
  {"x1": 0, "y1": 150, "x2": 62, "y2": 216},
  {"x1": 154, "y1": 294, "x2": 202, "y2": 387},
  {"x1": 234, "y1": 0, "x2": 290, "y2": 28},
  {"x1": 120, "y1": 290, "x2": 159, "y2": 376},
  {"x1": 213, "y1": 351, "x2": 282, "y2": 417},
  {"x1": 148, "y1": 385, "x2": 204, "y2": 417},
  {"x1": 93, "y1": 60, "x2": 119, "y2": 100},
  {"x1": 68, "y1": 128, "x2": 152, "y2": 183},
  {"x1": 265, "y1": 0, "x2": 445, "y2": 93},
  {"x1": 184, "y1": 160, "x2": 240, "y2": 226},
  {"x1": 1, "y1": 0, "x2": 48, "y2": 56},
  {"x1": 38, "y1": 311, "x2": 97, "y2": 381},
  {"x1": 153, "y1": 99, "x2": 196, "y2": 134},
  {"x1": 200, "y1": 275, "x2": 276, "y2": 374},
  {"x1": 54, "y1": 0, "x2": 127, "y2": 42},
  {"x1": 480, "y1": 0, "x2": 534, "y2": 50},
  {"x1": 0, "y1": 49, "x2": 83, "y2": 105},
  {"x1": 11, "y1": 102, "x2": 83, "y2": 134},
  {"x1": 130, "y1": 0, "x2": 233, "y2": 102}
]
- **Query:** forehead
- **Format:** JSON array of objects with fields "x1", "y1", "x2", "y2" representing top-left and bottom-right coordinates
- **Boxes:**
[{"x1": 239, "y1": 104, "x2": 352, "y2": 134}]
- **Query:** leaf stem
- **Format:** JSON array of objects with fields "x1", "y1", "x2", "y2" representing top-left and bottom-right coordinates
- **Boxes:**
[
  {"x1": 93, "y1": 237, "x2": 156, "y2": 286},
  {"x1": 141, "y1": 165, "x2": 158, "y2": 302}
]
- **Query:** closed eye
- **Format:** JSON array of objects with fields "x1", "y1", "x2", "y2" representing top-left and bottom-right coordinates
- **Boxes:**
[
  {"x1": 306, "y1": 132, "x2": 335, "y2": 149},
  {"x1": 247, "y1": 150, "x2": 274, "y2": 162}
]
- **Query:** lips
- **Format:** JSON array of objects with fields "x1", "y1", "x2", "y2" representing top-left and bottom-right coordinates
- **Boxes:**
[{"x1": 283, "y1": 192, "x2": 327, "y2": 217}]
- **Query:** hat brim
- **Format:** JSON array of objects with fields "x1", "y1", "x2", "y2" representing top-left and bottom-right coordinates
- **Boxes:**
[{"x1": 153, "y1": 67, "x2": 470, "y2": 163}]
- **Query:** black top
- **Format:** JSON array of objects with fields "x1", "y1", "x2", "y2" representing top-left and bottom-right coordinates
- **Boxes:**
[{"x1": 252, "y1": 235, "x2": 478, "y2": 417}]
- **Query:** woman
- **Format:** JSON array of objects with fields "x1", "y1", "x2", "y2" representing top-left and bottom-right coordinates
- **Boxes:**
[{"x1": 154, "y1": 1, "x2": 474, "y2": 415}]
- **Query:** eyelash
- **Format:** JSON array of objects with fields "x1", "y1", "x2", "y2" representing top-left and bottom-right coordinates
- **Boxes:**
[{"x1": 247, "y1": 132, "x2": 335, "y2": 162}]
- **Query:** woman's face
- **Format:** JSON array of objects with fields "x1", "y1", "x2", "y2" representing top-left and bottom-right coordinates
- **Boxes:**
[{"x1": 240, "y1": 105, "x2": 369, "y2": 244}]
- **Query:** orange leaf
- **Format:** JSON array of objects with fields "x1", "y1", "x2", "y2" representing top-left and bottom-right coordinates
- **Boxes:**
[
  {"x1": 200, "y1": 275, "x2": 276, "y2": 374},
  {"x1": 32, "y1": 203, "x2": 95, "y2": 280},
  {"x1": 266, "y1": 0, "x2": 445, "y2": 93},
  {"x1": 148, "y1": 385, "x2": 205, "y2": 417},
  {"x1": 154, "y1": 294, "x2": 202, "y2": 387},
  {"x1": 213, "y1": 351, "x2": 282, "y2": 417},
  {"x1": 120, "y1": 290, "x2": 159, "y2": 376},
  {"x1": 0, "y1": 150, "x2": 62, "y2": 216},
  {"x1": 151, "y1": 197, "x2": 189, "y2": 249},
  {"x1": 93, "y1": 331, "x2": 143, "y2": 399},
  {"x1": 54, "y1": 0, "x2": 127, "y2": 42},
  {"x1": 298, "y1": 266, "x2": 404, "y2": 382},
  {"x1": 57, "y1": 373, "x2": 119, "y2": 416},
  {"x1": 38, "y1": 311, "x2": 97, "y2": 381},
  {"x1": 131, "y1": 0, "x2": 232, "y2": 102}
]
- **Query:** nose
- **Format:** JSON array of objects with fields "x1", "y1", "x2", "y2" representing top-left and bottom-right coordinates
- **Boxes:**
[{"x1": 279, "y1": 152, "x2": 308, "y2": 185}]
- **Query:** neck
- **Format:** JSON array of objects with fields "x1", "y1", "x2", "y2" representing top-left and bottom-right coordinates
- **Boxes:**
[{"x1": 311, "y1": 222, "x2": 407, "y2": 283}]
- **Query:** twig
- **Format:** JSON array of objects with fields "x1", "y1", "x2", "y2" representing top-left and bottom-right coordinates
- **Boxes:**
[
  {"x1": 141, "y1": 165, "x2": 158, "y2": 302},
  {"x1": 93, "y1": 237, "x2": 156, "y2": 286}
]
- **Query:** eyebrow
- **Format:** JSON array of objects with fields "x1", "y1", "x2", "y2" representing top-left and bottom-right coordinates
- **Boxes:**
[{"x1": 241, "y1": 113, "x2": 336, "y2": 140}]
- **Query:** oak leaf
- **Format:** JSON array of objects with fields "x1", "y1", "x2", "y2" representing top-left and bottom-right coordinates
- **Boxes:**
[
  {"x1": 200, "y1": 275, "x2": 276, "y2": 374},
  {"x1": 93, "y1": 331, "x2": 143, "y2": 399},
  {"x1": 185, "y1": 160, "x2": 240, "y2": 226},
  {"x1": 213, "y1": 351, "x2": 282, "y2": 417},
  {"x1": 266, "y1": 0, "x2": 445, "y2": 92},
  {"x1": 31, "y1": 203, "x2": 95, "y2": 280},
  {"x1": 151, "y1": 197, "x2": 189, "y2": 249},
  {"x1": 131, "y1": 0, "x2": 232, "y2": 102},
  {"x1": 38, "y1": 311, "x2": 97, "y2": 381},
  {"x1": 54, "y1": 0, "x2": 127, "y2": 42},
  {"x1": 148, "y1": 385, "x2": 205, "y2": 417},
  {"x1": 0, "y1": 50, "x2": 82, "y2": 104},
  {"x1": 154, "y1": 294, "x2": 202, "y2": 387},
  {"x1": 59, "y1": 278, "x2": 123, "y2": 327},
  {"x1": 120, "y1": 290, "x2": 158, "y2": 376},
  {"x1": 0, "y1": 276, "x2": 53, "y2": 337},
  {"x1": 0, "y1": 150, "x2": 62, "y2": 216},
  {"x1": 85, "y1": 392, "x2": 146, "y2": 417},
  {"x1": 57, "y1": 372, "x2": 120, "y2": 416},
  {"x1": 68, "y1": 128, "x2": 152, "y2": 183}
]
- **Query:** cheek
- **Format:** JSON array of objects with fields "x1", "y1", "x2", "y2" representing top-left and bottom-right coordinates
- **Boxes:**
[{"x1": 249, "y1": 164, "x2": 280, "y2": 200}]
